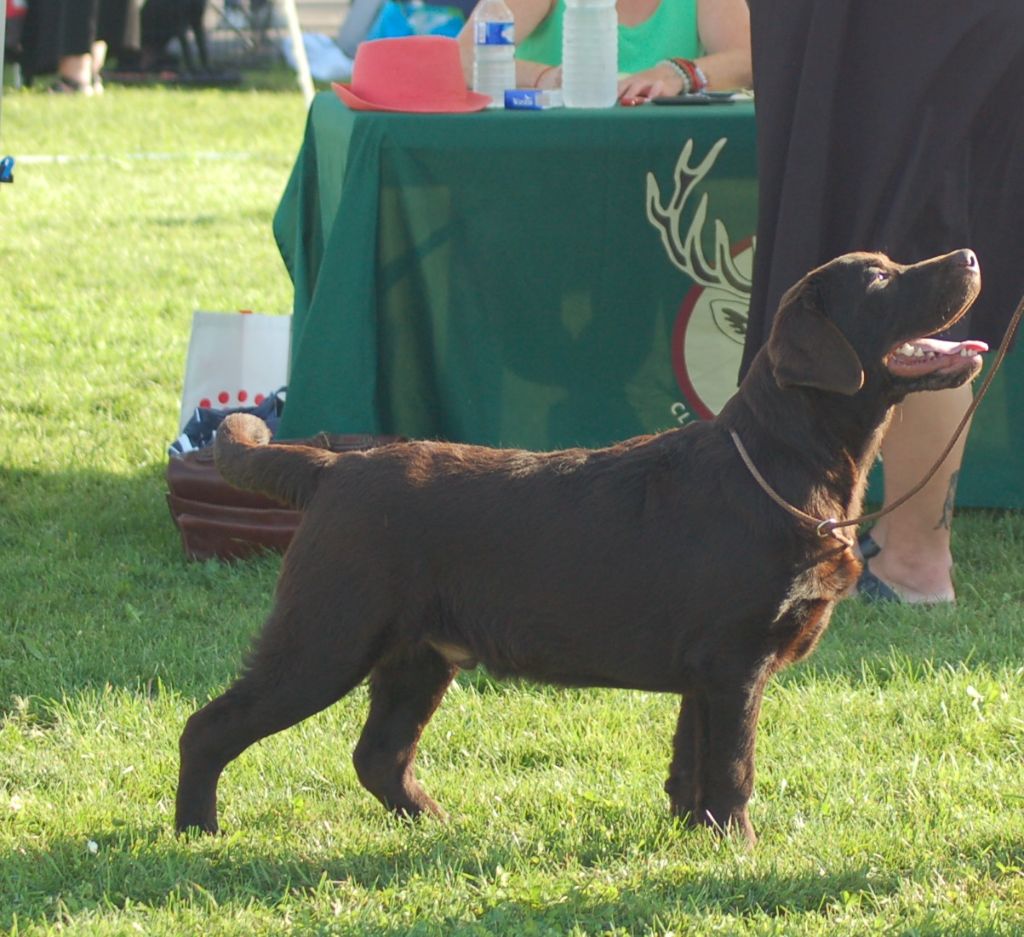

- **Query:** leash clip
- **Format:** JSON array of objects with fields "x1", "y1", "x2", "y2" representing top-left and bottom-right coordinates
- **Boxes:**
[
  {"x1": 817, "y1": 518, "x2": 855, "y2": 547},
  {"x1": 815, "y1": 518, "x2": 838, "y2": 538}
]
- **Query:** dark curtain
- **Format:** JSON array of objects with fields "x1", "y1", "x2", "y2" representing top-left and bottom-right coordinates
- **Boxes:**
[{"x1": 741, "y1": 0, "x2": 1024, "y2": 378}]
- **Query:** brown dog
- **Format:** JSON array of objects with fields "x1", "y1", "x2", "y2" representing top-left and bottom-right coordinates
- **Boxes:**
[{"x1": 176, "y1": 250, "x2": 984, "y2": 845}]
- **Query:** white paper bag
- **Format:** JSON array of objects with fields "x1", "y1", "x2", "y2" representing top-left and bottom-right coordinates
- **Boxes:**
[{"x1": 178, "y1": 311, "x2": 291, "y2": 431}]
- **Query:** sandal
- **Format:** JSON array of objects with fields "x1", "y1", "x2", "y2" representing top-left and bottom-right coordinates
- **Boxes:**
[
  {"x1": 856, "y1": 565, "x2": 903, "y2": 603},
  {"x1": 49, "y1": 75, "x2": 92, "y2": 95},
  {"x1": 857, "y1": 531, "x2": 881, "y2": 560}
]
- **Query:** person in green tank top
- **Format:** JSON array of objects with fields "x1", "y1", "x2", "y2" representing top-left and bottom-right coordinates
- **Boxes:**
[{"x1": 457, "y1": 0, "x2": 751, "y2": 103}]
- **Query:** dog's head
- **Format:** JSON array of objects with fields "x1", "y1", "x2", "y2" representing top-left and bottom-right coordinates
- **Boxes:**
[{"x1": 767, "y1": 250, "x2": 985, "y2": 399}]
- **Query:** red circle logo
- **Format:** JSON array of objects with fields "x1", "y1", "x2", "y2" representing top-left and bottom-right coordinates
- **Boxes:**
[{"x1": 670, "y1": 238, "x2": 754, "y2": 420}]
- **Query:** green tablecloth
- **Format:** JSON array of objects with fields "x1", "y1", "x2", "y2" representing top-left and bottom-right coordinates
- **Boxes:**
[{"x1": 274, "y1": 92, "x2": 1023, "y2": 508}]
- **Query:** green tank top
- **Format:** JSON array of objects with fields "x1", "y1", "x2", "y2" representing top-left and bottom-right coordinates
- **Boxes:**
[{"x1": 516, "y1": 0, "x2": 702, "y2": 71}]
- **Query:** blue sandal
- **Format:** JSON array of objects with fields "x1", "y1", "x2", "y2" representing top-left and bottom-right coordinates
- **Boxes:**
[
  {"x1": 856, "y1": 565, "x2": 903, "y2": 602},
  {"x1": 858, "y1": 532, "x2": 881, "y2": 559}
]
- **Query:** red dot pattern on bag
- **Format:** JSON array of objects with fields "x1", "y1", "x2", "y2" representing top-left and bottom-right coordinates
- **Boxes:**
[
  {"x1": 198, "y1": 389, "x2": 267, "y2": 410},
  {"x1": 189, "y1": 311, "x2": 276, "y2": 415}
]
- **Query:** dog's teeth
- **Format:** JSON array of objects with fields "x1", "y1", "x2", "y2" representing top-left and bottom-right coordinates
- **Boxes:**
[
  {"x1": 897, "y1": 343, "x2": 915, "y2": 356},
  {"x1": 913, "y1": 346, "x2": 925, "y2": 357}
]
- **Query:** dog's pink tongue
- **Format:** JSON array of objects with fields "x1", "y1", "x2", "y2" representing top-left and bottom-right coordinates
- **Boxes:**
[
  {"x1": 887, "y1": 338, "x2": 988, "y2": 375},
  {"x1": 926, "y1": 339, "x2": 988, "y2": 355},
  {"x1": 892, "y1": 338, "x2": 988, "y2": 357}
]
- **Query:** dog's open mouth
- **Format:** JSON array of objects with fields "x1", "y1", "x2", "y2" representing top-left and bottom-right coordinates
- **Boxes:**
[{"x1": 886, "y1": 338, "x2": 988, "y2": 378}]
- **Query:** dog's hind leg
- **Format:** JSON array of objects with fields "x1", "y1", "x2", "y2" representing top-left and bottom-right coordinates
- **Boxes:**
[
  {"x1": 665, "y1": 693, "x2": 705, "y2": 824},
  {"x1": 175, "y1": 604, "x2": 379, "y2": 834},
  {"x1": 352, "y1": 644, "x2": 457, "y2": 819}
]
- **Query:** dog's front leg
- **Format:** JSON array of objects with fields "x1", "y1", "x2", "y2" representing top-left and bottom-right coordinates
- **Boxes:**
[
  {"x1": 665, "y1": 693, "x2": 704, "y2": 823},
  {"x1": 693, "y1": 676, "x2": 768, "y2": 847}
]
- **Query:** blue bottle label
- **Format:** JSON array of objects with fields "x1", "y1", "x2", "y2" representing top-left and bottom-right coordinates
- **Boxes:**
[{"x1": 475, "y1": 20, "x2": 514, "y2": 46}]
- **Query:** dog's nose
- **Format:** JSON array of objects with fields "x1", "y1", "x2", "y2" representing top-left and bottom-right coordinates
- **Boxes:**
[{"x1": 955, "y1": 249, "x2": 978, "y2": 269}]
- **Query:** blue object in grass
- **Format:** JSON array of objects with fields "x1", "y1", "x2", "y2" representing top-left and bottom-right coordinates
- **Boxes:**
[{"x1": 0, "y1": 156, "x2": 13, "y2": 183}]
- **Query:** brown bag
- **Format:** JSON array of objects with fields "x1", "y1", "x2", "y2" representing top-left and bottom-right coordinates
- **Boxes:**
[{"x1": 166, "y1": 433, "x2": 404, "y2": 561}]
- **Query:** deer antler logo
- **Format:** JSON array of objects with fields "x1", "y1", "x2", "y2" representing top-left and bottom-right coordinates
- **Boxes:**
[{"x1": 646, "y1": 138, "x2": 755, "y2": 421}]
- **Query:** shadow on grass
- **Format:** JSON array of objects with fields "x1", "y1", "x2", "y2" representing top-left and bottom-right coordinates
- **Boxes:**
[
  {"x1": 0, "y1": 464, "x2": 281, "y2": 706},
  {"x1": 2, "y1": 819, "x2": 1021, "y2": 933}
]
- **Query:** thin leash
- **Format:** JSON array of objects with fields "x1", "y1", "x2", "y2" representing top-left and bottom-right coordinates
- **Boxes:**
[{"x1": 731, "y1": 290, "x2": 1024, "y2": 546}]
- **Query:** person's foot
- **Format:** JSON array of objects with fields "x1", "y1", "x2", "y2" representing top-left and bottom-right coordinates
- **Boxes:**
[
  {"x1": 52, "y1": 53, "x2": 94, "y2": 95},
  {"x1": 859, "y1": 555, "x2": 955, "y2": 604}
]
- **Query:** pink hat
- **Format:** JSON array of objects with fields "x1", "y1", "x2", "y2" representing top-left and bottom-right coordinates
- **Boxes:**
[{"x1": 332, "y1": 36, "x2": 492, "y2": 113}]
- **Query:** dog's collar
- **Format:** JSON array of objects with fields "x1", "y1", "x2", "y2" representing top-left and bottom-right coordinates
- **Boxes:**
[{"x1": 729, "y1": 430, "x2": 854, "y2": 547}]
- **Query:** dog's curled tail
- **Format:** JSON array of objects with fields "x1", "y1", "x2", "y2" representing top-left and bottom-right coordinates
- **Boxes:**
[{"x1": 213, "y1": 413, "x2": 336, "y2": 509}]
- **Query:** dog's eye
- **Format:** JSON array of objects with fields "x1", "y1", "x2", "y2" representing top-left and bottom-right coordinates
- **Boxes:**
[{"x1": 872, "y1": 270, "x2": 890, "y2": 283}]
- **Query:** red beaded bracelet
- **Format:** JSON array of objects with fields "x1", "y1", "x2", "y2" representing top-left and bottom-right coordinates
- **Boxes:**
[{"x1": 671, "y1": 58, "x2": 708, "y2": 93}]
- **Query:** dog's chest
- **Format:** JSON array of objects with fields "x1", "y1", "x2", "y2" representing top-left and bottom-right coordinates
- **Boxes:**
[{"x1": 770, "y1": 548, "x2": 860, "y2": 667}]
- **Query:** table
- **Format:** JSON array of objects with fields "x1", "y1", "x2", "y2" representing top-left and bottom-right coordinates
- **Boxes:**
[{"x1": 273, "y1": 92, "x2": 1024, "y2": 509}]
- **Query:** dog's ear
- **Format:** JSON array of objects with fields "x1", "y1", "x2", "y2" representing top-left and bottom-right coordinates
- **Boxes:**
[{"x1": 767, "y1": 279, "x2": 864, "y2": 395}]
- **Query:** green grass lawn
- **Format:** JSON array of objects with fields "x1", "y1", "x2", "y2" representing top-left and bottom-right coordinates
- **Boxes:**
[{"x1": 2, "y1": 76, "x2": 1024, "y2": 936}]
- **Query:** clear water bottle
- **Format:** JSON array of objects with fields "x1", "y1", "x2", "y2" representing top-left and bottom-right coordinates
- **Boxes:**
[
  {"x1": 562, "y1": 0, "x2": 618, "y2": 108},
  {"x1": 473, "y1": 0, "x2": 516, "y2": 109}
]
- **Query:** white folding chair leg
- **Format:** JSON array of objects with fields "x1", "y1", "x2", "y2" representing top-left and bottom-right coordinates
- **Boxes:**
[{"x1": 279, "y1": 0, "x2": 316, "y2": 106}]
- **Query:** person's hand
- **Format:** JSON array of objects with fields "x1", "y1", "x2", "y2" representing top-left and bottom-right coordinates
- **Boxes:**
[{"x1": 617, "y1": 63, "x2": 686, "y2": 105}]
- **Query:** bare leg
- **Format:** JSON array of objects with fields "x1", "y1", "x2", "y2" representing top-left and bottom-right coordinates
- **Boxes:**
[
  {"x1": 353, "y1": 645, "x2": 457, "y2": 818},
  {"x1": 176, "y1": 605, "x2": 380, "y2": 834},
  {"x1": 868, "y1": 383, "x2": 973, "y2": 603},
  {"x1": 91, "y1": 40, "x2": 107, "y2": 93}
]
